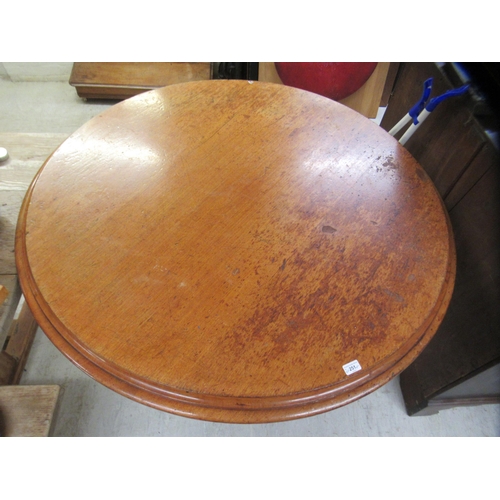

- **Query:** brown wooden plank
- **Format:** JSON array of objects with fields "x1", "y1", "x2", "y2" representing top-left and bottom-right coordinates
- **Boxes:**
[
  {"x1": 0, "y1": 283, "x2": 10, "y2": 353},
  {"x1": 73, "y1": 86, "x2": 155, "y2": 100},
  {"x1": 69, "y1": 62, "x2": 211, "y2": 99},
  {"x1": 3, "y1": 300, "x2": 39, "y2": 385},
  {"x1": 0, "y1": 276, "x2": 21, "y2": 349},
  {"x1": 0, "y1": 385, "x2": 60, "y2": 437},
  {"x1": 0, "y1": 351, "x2": 16, "y2": 386}
]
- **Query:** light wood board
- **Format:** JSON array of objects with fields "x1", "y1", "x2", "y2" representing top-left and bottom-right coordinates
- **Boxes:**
[{"x1": 0, "y1": 385, "x2": 60, "y2": 436}]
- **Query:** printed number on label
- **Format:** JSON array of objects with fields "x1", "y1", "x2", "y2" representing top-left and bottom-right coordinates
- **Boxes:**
[{"x1": 343, "y1": 360, "x2": 362, "y2": 375}]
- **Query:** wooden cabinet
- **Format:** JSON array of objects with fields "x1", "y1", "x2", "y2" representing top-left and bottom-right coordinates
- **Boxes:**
[
  {"x1": 380, "y1": 62, "x2": 500, "y2": 415},
  {"x1": 69, "y1": 62, "x2": 212, "y2": 99}
]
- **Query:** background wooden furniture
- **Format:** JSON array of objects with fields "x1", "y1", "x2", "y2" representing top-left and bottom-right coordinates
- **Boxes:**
[
  {"x1": 70, "y1": 62, "x2": 212, "y2": 99},
  {"x1": 0, "y1": 281, "x2": 59, "y2": 437},
  {"x1": 17, "y1": 80, "x2": 455, "y2": 423},
  {"x1": 70, "y1": 62, "x2": 397, "y2": 118},
  {"x1": 0, "y1": 133, "x2": 64, "y2": 436},
  {"x1": 380, "y1": 62, "x2": 500, "y2": 415}
]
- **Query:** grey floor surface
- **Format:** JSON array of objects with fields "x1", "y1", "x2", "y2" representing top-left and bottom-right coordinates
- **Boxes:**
[{"x1": 1, "y1": 63, "x2": 499, "y2": 436}]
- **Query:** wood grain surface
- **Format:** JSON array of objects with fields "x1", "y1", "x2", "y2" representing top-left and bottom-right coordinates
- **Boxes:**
[
  {"x1": 0, "y1": 385, "x2": 59, "y2": 436},
  {"x1": 15, "y1": 80, "x2": 455, "y2": 422}
]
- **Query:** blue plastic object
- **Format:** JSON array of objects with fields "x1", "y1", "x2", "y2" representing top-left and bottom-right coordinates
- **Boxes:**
[
  {"x1": 426, "y1": 84, "x2": 470, "y2": 112},
  {"x1": 409, "y1": 78, "x2": 433, "y2": 124}
]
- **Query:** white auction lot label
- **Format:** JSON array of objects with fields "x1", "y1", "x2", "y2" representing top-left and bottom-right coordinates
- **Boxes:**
[{"x1": 342, "y1": 360, "x2": 362, "y2": 375}]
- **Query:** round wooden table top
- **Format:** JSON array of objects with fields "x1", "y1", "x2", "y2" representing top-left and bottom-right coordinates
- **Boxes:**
[{"x1": 16, "y1": 80, "x2": 455, "y2": 423}]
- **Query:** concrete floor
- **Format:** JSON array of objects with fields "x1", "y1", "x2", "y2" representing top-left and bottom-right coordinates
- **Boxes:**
[{"x1": 1, "y1": 62, "x2": 499, "y2": 436}]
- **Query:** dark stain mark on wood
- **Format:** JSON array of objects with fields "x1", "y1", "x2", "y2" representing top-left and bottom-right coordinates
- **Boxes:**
[
  {"x1": 382, "y1": 156, "x2": 396, "y2": 169},
  {"x1": 322, "y1": 225, "x2": 337, "y2": 234}
]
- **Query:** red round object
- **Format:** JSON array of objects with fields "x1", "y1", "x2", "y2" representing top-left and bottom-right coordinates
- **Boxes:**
[{"x1": 275, "y1": 62, "x2": 378, "y2": 101}]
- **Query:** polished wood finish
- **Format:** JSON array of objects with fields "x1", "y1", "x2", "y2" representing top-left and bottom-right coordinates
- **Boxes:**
[
  {"x1": 0, "y1": 385, "x2": 60, "y2": 436},
  {"x1": 69, "y1": 62, "x2": 212, "y2": 99},
  {"x1": 381, "y1": 62, "x2": 500, "y2": 415},
  {"x1": 16, "y1": 80, "x2": 455, "y2": 422}
]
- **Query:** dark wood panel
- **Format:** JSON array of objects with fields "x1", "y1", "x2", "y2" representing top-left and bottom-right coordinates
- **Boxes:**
[
  {"x1": 445, "y1": 141, "x2": 498, "y2": 210},
  {"x1": 402, "y1": 162, "x2": 500, "y2": 409},
  {"x1": 384, "y1": 63, "x2": 500, "y2": 415}
]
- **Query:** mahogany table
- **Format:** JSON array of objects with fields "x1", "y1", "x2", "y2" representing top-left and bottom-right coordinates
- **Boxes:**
[{"x1": 16, "y1": 80, "x2": 455, "y2": 423}]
